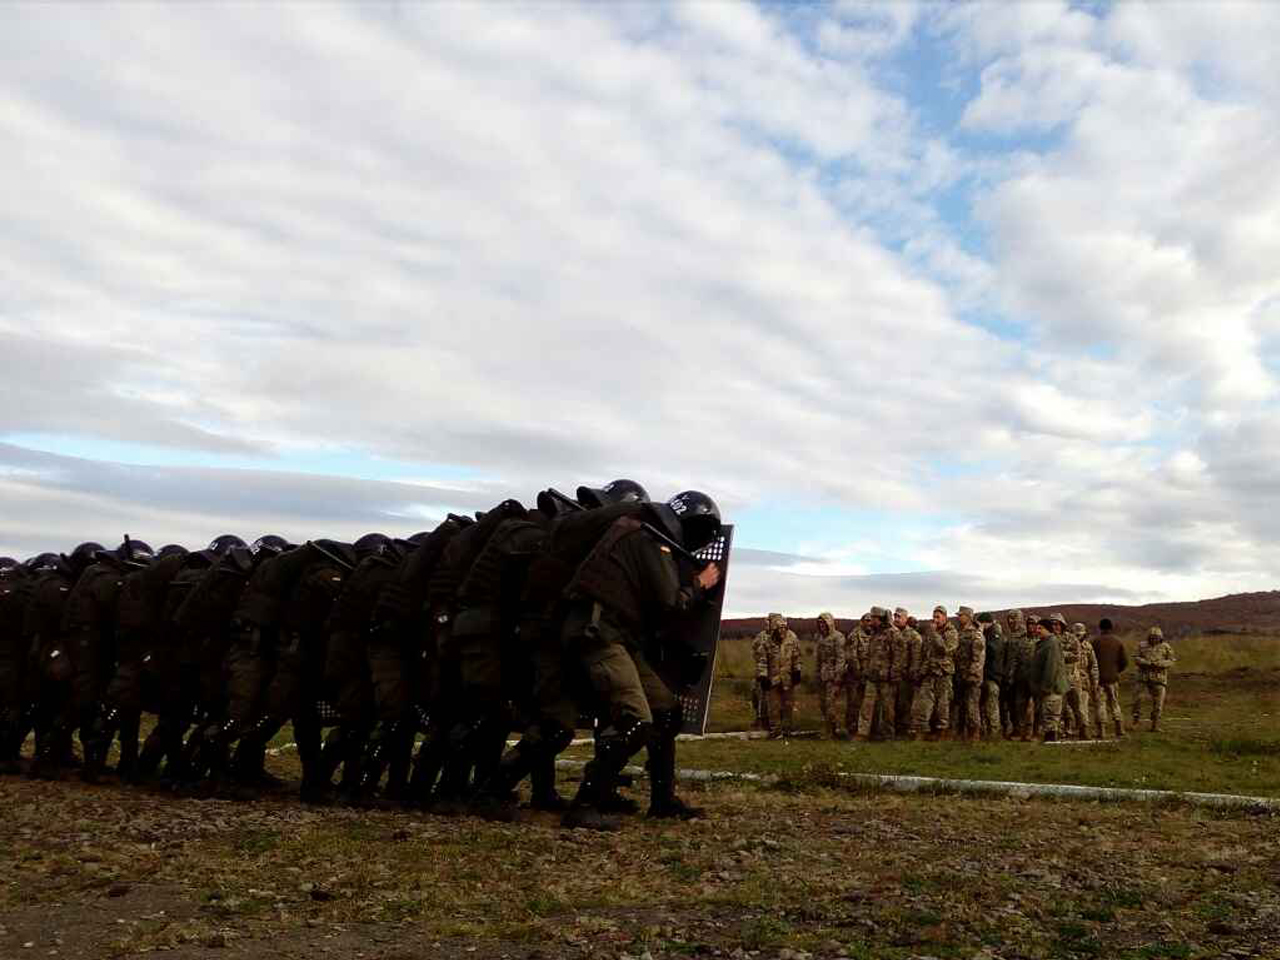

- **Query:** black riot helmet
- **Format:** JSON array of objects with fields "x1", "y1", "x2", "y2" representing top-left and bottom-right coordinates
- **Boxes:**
[
  {"x1": 26, "y1": 552, "x2": 65, "y2": 574},
  {"x1": 250, "y1": 535, "x2": 293, "y2": 557},
  {"x1": 354, "y1": 532, "x2": 392, "y2": 559},
  {"x1": 406, "y1": 531, "x2": 432, "y2": 546},
  {"x1": 67, "y1": 541, "x2": 107, "y2": 570},
  {"x1": 0, "y1": 557, "x2": 20, "y2": 577},
  {"x1": 117, "y1": 537, "x2": 156, "y2": 566},
  {"x1": 577, "y1": 479, "x2": 650, "y2": 509},
  {"x1": 207, "y1": 534, "x2": 247, "y2": 556},
  {"x1": 664, "y1": 490, "x2": 722, "y2": 552},
  {"x1": 157, "y1": 544, "x2": 189, "y2": 559}
]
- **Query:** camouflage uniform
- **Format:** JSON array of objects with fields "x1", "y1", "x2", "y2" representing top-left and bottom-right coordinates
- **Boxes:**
[
  {"x1": 1003, "y1": 611, "x2": 1035, "y2": 739},
  {"x1": 751, "y1": 628, "x2": 772, "y2": 731},
  {"x1": 1059, "y1": 623, "x2": 1089, "y2": 738},
  {"x1": 813, "y1": 612, "x2": 846, "y2": 739},
  {"x1": 909, "y1": 607, "x2": 958, "y2": 738},
  {"x1": 894, "y1": 610, "x2": 922, "y2": 736},
  {"x1": 1073, "y1": 624, "x2": 1101, "y2": 739},
  {"x1": 1133, "y1": 627, "x2": 1175, "y2": 731},
  {"x1": 754, "y1": 614, "x2": 801, "y2": 738},
  {"x1": 952, "y1": 607, "x2": 986, "y2": 741},
  {"x1": 978, "y1": 617, "x2": 1005, "y2": 740},
  {"x1": 855, "y1": 608, "x2": 903, "y2": 740},
  {"x1": 843, "y1": 615, "x2": 871, "y2": 737}
]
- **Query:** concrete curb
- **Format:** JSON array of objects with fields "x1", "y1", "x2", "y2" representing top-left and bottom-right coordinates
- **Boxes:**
[{"x1": 553, "y1": 760, "x2": 1279, "y2": 812}]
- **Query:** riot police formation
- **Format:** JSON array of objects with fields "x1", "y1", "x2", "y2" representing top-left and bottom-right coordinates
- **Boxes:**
[{"x1": 0, "y1": 483, "x2": 728, "y2": 832}]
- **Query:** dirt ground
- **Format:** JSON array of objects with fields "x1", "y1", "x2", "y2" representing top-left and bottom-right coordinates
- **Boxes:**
[{"x1": 2, "y1": 766, "x2": 1278, "y2": 960}]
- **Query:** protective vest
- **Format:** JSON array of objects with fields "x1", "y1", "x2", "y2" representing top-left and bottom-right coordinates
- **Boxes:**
[
  {"x1": 115, "y1": 553, "x2": 188, "y2": 661},
  {"x1": 370, "y1": 521, "x2": 465, "y2": 632},
  {"x1": 520, "y1": 502, "x2": 649, "y2": 615},
  {"x1": 0, "y1": 570, "x2": 32, "y2": 665},
  {"x1": 23, "y1": 571, "x2": 75, "y2": 676},
  {"x1": 564, "y1": 516, "x2": 647, "y2": 628},
  {"x1": 427, "y1": 502, "x2": 526, "y2": 619},
  {"x1": 326, "y1": 547, "x2": 405, "y2": 638},
  {"x1": 173, "y1": 549, "x2": 253, "y2": 634}
]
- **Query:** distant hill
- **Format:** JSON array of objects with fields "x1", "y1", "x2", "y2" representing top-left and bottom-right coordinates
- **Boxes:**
[{"x1": 722, "y1": 591, "x2": 1280, "y2": 641}]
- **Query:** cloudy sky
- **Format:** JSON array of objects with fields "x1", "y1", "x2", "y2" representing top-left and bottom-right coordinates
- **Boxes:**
[{"x1": 3, "y1": 1, "x2": 1279, "y2": 616}]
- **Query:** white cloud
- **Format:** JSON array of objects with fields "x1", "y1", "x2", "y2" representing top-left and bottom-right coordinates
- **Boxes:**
[{"x1": 2, "y1": 2, "x2": 1280, "y2": 617}]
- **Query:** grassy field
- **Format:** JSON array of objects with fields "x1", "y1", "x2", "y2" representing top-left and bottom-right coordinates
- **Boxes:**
[
  {"x1": 694, "y1": 633, "x2": 1280, "y2": 798},
  {"x1": 0, "y1": 632, "x2": 1277, "y2": 959}
]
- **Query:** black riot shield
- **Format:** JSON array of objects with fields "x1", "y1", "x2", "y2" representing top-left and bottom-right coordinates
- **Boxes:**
[{"x1": 653, "y1": 525, "x2": 733, "y2": 735}]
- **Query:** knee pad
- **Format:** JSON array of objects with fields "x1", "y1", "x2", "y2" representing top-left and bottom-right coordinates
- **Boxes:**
[{"x1": 598, "y1": 716, "x2": 651, "y2": 758}]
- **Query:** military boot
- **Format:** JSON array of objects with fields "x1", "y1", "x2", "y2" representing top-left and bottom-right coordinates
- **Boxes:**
[
  {"x1": 561, "y1": 761, "x2": 622, "y2": 833},
  {"x1": 1042, "y1": 729, "x2": 1058, "y2": 743},
  {"x1": 1114, "y1": 720, "x2": 1125, "y2": 739}
]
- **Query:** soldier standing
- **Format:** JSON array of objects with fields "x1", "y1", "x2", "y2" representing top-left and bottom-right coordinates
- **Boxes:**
[
  {"x1": 1031, "y1": 614, "x2": 1069, "y2": 742},
  {"x1": 1003, "y1": 610, "x2": 1034, "y2": 740},
  {"x1": 1091, "y1": 618, "x2": 1128, "y2": 739},
  {"x1": 909, "y1": 606, "x2": 958, "y2": 740},
  {"x1": 952, "y1": 607, "x2": 985, "y2": 742},
  {"x1": 755, "y1": 613, "x2": 801, "y2": 739},
  {"x1": 1133, "y1": 626, "x2": 1176, "y2": 732},
  {"x1": 1073, "y1": 623, "x2": 1101, "y2": 739},
  {"x1": 751, "y1": 622, "x2": 773, "y2": 732},
  {"x1": 843, "y1": 612, "x2": 871, "y2": 739},
  {"x1": 813, "y1": 612, "x2": 846, "y2": 739},
  {"x1": 1057, "y1": 614, "x2": 1088, "y2": 738},
  {"x1": 977, "y1": 613, "x2": 1005, "y2": 741},
  {"x1": 855, "y1": 607, "x2": 902, "y2": 741},
  {"x1": 894, "y1": 609, "x2": 921, "y2": 738}
]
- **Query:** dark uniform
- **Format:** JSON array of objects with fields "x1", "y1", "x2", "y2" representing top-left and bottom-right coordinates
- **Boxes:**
[
  {"x1": 85, "y1": 549, "x2": 186, "y2": 779},
  {"x1": 320, "y1": 540, "x2": 411, "y2": 797},
  {"x1": 171, "y1": 545, "x2": 263, "y2": 783},
  {"x1": 0, "y1": 558, "x2": 32, "y2": 771},
  {"x1": 25, "y1": 546, "x2": 105, "y2": 776},
  {"x1": 358, "y1": 515, "x2": 471, "y2": 800},
  {"x1": 557, "y1": 510, "x2": 712, "y2": 827}
]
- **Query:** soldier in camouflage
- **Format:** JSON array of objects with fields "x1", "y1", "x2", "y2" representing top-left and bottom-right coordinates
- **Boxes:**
[
  {"x1": 893, "y1": 608, "x2": 921, "y2": 738},
  {"x1": 755, "y1": 613, "x2": 801, "y2": 739},
  {"x1": 1092, "y1": 618, "x2": 1128, "y2": 739},
  {"x1": 909, "y1": 606, "x2": 958, "y2": 740},
  {"x1": 813, "y1": 612, "x2": 845, "y2": 739},
  {"x1": 1133, "y1": 626, "x2": 1176, "y2": 732},
  {"x1": 1073, "y1": 623, "x2": 1101, "y2": 739},
  {"x1": 977, "y1": 613, "x2": 1005, "y2": 740},
  {"x1": 952, "y1": 606, "x2": 986, "y2": 742},
  {"x1": 1058, "y1": 614, "x2": 1088, "y2": 739},
  {"x1": 855, "y1": 607, "x2": 902, "y2": 741},
  {"x1": 843, "y1": 612, "x2": 871, "y2": 739},
  {"x1": 750, "y1": 623, "x2": 772, "y2": 732}
]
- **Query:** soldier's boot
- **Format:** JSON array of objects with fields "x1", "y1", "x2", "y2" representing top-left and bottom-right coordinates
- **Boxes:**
[
  {"x1": 353, "y1": 721, "x2": 399, "y2": 801},
  {"x1": 529, "y1": 752, "x2": 568, "y2": 812},
  {"x1": 116, "y1": 710, "x2": 141, "y2": 780},
  {"x1": 80, "y1": 707, "x2": 116, "y2": 784},
  {"x1": 333, "y1": 724, "x2": 370, "y2": 802},
  {"x1": 407, "y1": 724, "x2": 449, "y2": 807},
  {"x1": 315, "y1": 726, "x2": 347, "y2": 787},
  {"x1": 135, "y1": 730, "x2": 167, "y2": 782},
  {"x1": 432, "y1": 748, "x2": 476, "y2": 816},
  {"x1": 295, "y1": 715, "x2": 333, "y2": 805},
  {"x1": 1150, "y1": 720, "x2": 1160, "y2": 733},
  {"x1": 1114, "y1": 720, "x2": 1125, "y2": 739},
  {"x1": 562, "y1": 718, "x2": 649, "y2": 832},
  {"x1": 1042, "y1": 729, "x2": 1058, "y2": 743},
  {"x1": 646, "y1": 721, "x2": 703, "y2": 821}
]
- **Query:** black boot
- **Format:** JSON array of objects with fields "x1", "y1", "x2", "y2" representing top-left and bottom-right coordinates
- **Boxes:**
[{"x1": 646, "y1": 732, "x2": 704, "y2": 820}]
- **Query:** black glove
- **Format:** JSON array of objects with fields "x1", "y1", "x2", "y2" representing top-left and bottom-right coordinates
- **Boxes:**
[
  {"x1": 791, "y1": 669, "x2": 802, "y2": 687},
  {"x1": 758, "y1": 676, "x2": 772, "y2": 691}
]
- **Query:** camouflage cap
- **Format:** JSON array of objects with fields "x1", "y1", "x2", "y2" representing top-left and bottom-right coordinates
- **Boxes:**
[
  {"x1": 977, "y1": 612, "x2": 993, "y2": 623},
  {"x1": 869, "y1": 605, "x2": 889, "y2": 619},
  {"x1": 1007, "y1": 608, "x2": 1025, "y2": 624},
  {"x1": 1046, "y1": 612, "x2": 1067, "y2": 627},
  {"x1": 1072, "y1": 622, "x2": 1087, "y2": 636},
  {"x1": 1148, "y1": 626, "x2": 1164, "y2": 639},
  {"x1": 933, "y1": 605, "x2": 948, "y2": 617},
  {"x1": 894, "y1": 606, "x2": 910, "y2": 619},
  {"x1": 1025, "y1": 612, "x2": 1040, "y2": 623},
  {"x1": 958, "y1": 605, "x2": 975, "y2": 618},
  {"x1": 768, "y1": 612, "x2": 786, "y2": 628}
]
